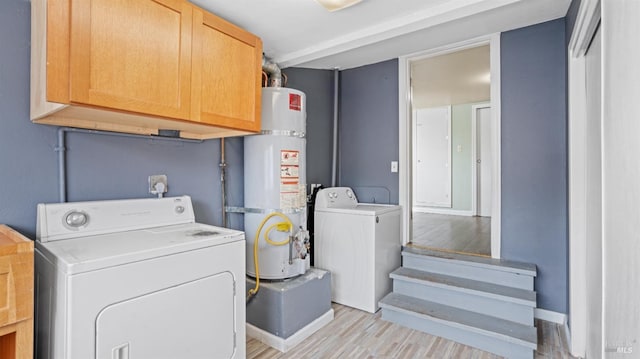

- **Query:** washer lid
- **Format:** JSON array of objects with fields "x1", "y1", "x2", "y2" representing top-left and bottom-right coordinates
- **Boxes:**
[
  {"x1": 36, "y1": 223, "x2": 244, "y2": 274},
  {"x1": 315, "y1": 203, "x2": 401, "y2": 216}
]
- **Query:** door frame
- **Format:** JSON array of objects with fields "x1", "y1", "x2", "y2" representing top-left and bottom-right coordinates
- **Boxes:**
[
  {"x1": 398, "y1": 33, "x2": 502, "y2": 258},
  {"x1": 471, "y1": 103, "x2": 491, "y2": 216},
  {"x1": 567, "y1": 0, "x2": 601, "y2": 357}
]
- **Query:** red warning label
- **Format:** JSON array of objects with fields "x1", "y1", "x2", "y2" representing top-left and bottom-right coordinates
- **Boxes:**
[{"x1": 289, "y1": 93, "x2": 301, "y2": 111}]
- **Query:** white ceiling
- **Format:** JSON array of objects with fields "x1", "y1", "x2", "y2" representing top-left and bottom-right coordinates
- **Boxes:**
[
  {"x1": 190, "y1": 0, "x2": 571, "y2": 70},
  {"x1": 412, "y1": 45, "x2": 490, "y2": 109}
]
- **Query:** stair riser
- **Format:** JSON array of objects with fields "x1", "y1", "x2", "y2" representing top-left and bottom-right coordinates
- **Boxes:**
[
  {"x1": 403, "y1": 255, "x2": 534, "y2": 290},
  {"x1": 381, "y1": 308, "x2": 534, "y2": 359},
  {"x1": 393, "y1": 280, "x2": 534, "y2": 326}
]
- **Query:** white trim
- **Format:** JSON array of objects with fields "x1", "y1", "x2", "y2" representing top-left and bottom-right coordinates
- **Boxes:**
[
  {"x1": 535, "y1": 308, "x2": 572, "y2": 353},
  {"x1": 568, "y1": 0, "x2": 601, "y2": 58},
  {"x1": 534, "y1": 308, "x2": 567, "y2": 325},
  {"x1": 398, "y1": 33, "x2": 501, "y2": 258},
  {"x1": 447, "y1": 105, "x2": 452, "y2": 209},
  {"x1": 399, "y1": 56, "x2": 412, "y2": 246},
  {"x1": 563, "y1": 320, "x2": 572, "y2": 353},
  {"x1": 275, "y1": 0, "x2": 519, "y2": 68},
  {"x1": 568, "y1": 52, "x2": 588, "y2": 359},
  {"x1": 401, "y1": 35, "x2": 494, "y2": 64},
  {"x1": 489, "y1": 33, "x2": 501, "y2": 259},
  {"x1": 413, "y1": 207, "x2": 474, "y2": 217},
  {"x1": 246, "y1": 309, "x2": 334, "y2": 353},
  {"x1": 568, "y1": 1, "x2": 601, "y2": 357},
  {"x1": 471, "y1": 103, "x2": 491, "y2": 216}
]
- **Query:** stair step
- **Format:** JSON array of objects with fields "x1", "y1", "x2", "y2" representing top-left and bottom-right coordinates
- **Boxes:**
[
  {"x1": 380, "y1": 293, "x2": 537, "y2": 358},
  {"x1": 391, "y1": 267, "x2": 536, "y2": 325},
  {"x1": 402, "y1": 246, "x2": 536, "y2": 290},
  {"x1": 391, "y1": 267, "x2": 536, "y2": 305},
  {"x1": 403, "y1": 246, "x2": 536, "y2": 275}
]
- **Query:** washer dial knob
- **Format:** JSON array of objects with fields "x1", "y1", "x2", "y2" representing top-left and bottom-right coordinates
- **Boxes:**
[{"x1": 346, "y1": 189, "x2": 354, "y2": 199}]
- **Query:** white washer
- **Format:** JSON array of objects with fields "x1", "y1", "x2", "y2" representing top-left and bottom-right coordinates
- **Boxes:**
[
  {"x1": 314, "y1": 187, "x2": 401, "y2": 313},
  {"x1": 34, "y1": 196, "x2": 245, "y2": 359}
]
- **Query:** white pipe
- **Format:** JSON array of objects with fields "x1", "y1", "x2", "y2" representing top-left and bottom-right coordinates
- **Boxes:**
[{"x1": 331, "y1": 69, "x2": 339, "y2": 187}]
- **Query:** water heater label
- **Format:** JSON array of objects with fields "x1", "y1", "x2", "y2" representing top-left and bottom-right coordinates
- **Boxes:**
[
  {"x1": 281, "y1": 150, "x2": 299, "y2": 165},
  {"x1": 280, "y1": 165, "x2": 299, "y2": 178},
  {"x1": 280, "y1": 150, "x2": 302, "y2": 209},
  {"x1": 289, "y1": 93, "x2": 302, "y2": 111}
]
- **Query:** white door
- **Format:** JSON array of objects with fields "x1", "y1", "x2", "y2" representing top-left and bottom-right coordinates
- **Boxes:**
[
  {"x1": 476, "y1": 106, "x2": 492, "y2": 217},
  {"x1": 96, "y1": 273, "x2": 236, "y2": 359},
  {"x1": 414, "y1": 106, "x2": 451, "y2": 208}
]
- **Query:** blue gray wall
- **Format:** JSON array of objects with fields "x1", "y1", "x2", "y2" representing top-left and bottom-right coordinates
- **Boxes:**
[
  {"x1": 1, "y1": 0, "x2": 570, "y2": 314},
  {"x1": 285, "y1": 68, "x2": 336, "y2": 188},
  {"x1": 0, "y1": 0, "x2": 243, "y2": 238},
  {"x1": 501, "y1": 19, "x2": 568, "y2": 313},
  {"x1": 327, "y1": 22, "x2": 569, "y2": 313},
  {"x1": 339, "y1": 59, "x2": 399, "y2": 204}
]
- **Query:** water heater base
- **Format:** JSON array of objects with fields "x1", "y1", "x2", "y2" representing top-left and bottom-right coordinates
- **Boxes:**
[{"x1": 246, "y1": 268, "x2": 332, "y2": 351}]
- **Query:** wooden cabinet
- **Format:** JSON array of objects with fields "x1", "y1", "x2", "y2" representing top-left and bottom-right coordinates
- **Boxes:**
[
  {"x1": 31, "y1": 0, "x2": 262, "y2": 139},
  {"x1": 0, "y1": 226, "x2": 33, "y2": 359},
  {"x1": 69, "y1": 0, "x2": 194, "y2": 120},
  {"x1": 191, "y1": 9, "x2": 262, "y2": 132}
]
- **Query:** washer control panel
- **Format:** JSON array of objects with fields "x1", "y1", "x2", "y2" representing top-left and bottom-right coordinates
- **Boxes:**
[
  {"x1": 315, "y1": 187, "x2": 359, "y2": 209},
  {"x1": 65, "y1": 211, "x2": 89, "y2": 228}
]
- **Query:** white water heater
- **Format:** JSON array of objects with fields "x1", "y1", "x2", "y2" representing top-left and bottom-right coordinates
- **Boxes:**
[{"x1": 244, "y1": 87, "x2": 309, "y2": 280}]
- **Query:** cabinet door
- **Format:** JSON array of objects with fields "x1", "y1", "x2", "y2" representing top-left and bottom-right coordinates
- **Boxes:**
[
  {"x1": 191, "y1": 9, "x2": 262, "y2": 131},
  {"x1": 69, "y1": 0, "x2": 193, "y2": 120}
]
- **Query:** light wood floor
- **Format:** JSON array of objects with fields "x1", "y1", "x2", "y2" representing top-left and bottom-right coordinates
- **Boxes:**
[
  {"x1": 247, "y1": 304, "x2": 574, "y2": 358},
  {"x1": 411, "y1": 213, "x2": 491, "y2": 256}
]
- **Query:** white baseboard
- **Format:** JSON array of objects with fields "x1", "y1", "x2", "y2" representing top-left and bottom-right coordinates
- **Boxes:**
[
  {"x1": 563, "y1": 320, "x2": 572, "y2": 352},
  {"x1": 413, "y1": 207, "x2": 474, "y2": 216},
  {"x1": 535, "y1": 309, "x2": 574, "y2": 355},
  {"x1": 534, "y1": 308, "x2": 567, "y2": 324},
  {"x1": 246, "y1": 309, "x2": 334, "y2": 353}
]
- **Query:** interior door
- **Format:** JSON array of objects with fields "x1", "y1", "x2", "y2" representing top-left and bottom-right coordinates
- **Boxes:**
[
  {"x1": 95, "y1": 273, "x2": 236, "y2": 359},
  {"x1": 414, "y1": 106, "x2": 452, "y2": 208},
  {"x1": 69, "y1": 0, "x2": 193, "y2": 120},
  {"x1": 476, "y1": 106, "x2": 492, "y2": 217}
]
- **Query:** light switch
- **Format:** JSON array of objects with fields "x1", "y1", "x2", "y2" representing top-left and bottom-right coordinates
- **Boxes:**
[
  {"x1": 457, "y1": 145, "x2": 462, "y2": 153},
  {"x1": 391, "y1": 161, "x2": 398, "y2": 173}
]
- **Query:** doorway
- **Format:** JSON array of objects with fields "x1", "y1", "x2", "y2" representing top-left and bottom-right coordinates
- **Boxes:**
[{"x1": 399, "y1": 35, "x2": 501, "y2": 258}]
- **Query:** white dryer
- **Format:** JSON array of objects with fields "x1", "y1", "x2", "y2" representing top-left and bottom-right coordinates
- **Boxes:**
[
  {"x1": 314, "y1": 187, "x2": 401, "y2": 313},
  {"x1": 34, "y1": 196, "x2": 245, "y2": 359}
]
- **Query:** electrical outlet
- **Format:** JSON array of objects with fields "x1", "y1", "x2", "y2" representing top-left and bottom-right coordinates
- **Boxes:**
[{"x1": 149, "y1": 175, "x2": 168, "y2": 196}]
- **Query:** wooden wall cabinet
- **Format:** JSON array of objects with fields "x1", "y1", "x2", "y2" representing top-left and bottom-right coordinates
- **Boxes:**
[
  {"x1": 31, "y1": 0, "x2": 262, "y2": 139},
  {"x1": 191, "y1": 9, "x2": 262, "y2": 131},
  {"x1": 0, "y1": 226, "x2": 33, "y2": 359}
]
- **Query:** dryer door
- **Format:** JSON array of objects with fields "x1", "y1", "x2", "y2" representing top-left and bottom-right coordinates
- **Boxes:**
[{"x1": 96, "y1": 272, "x2": 236, "y2": 359}]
